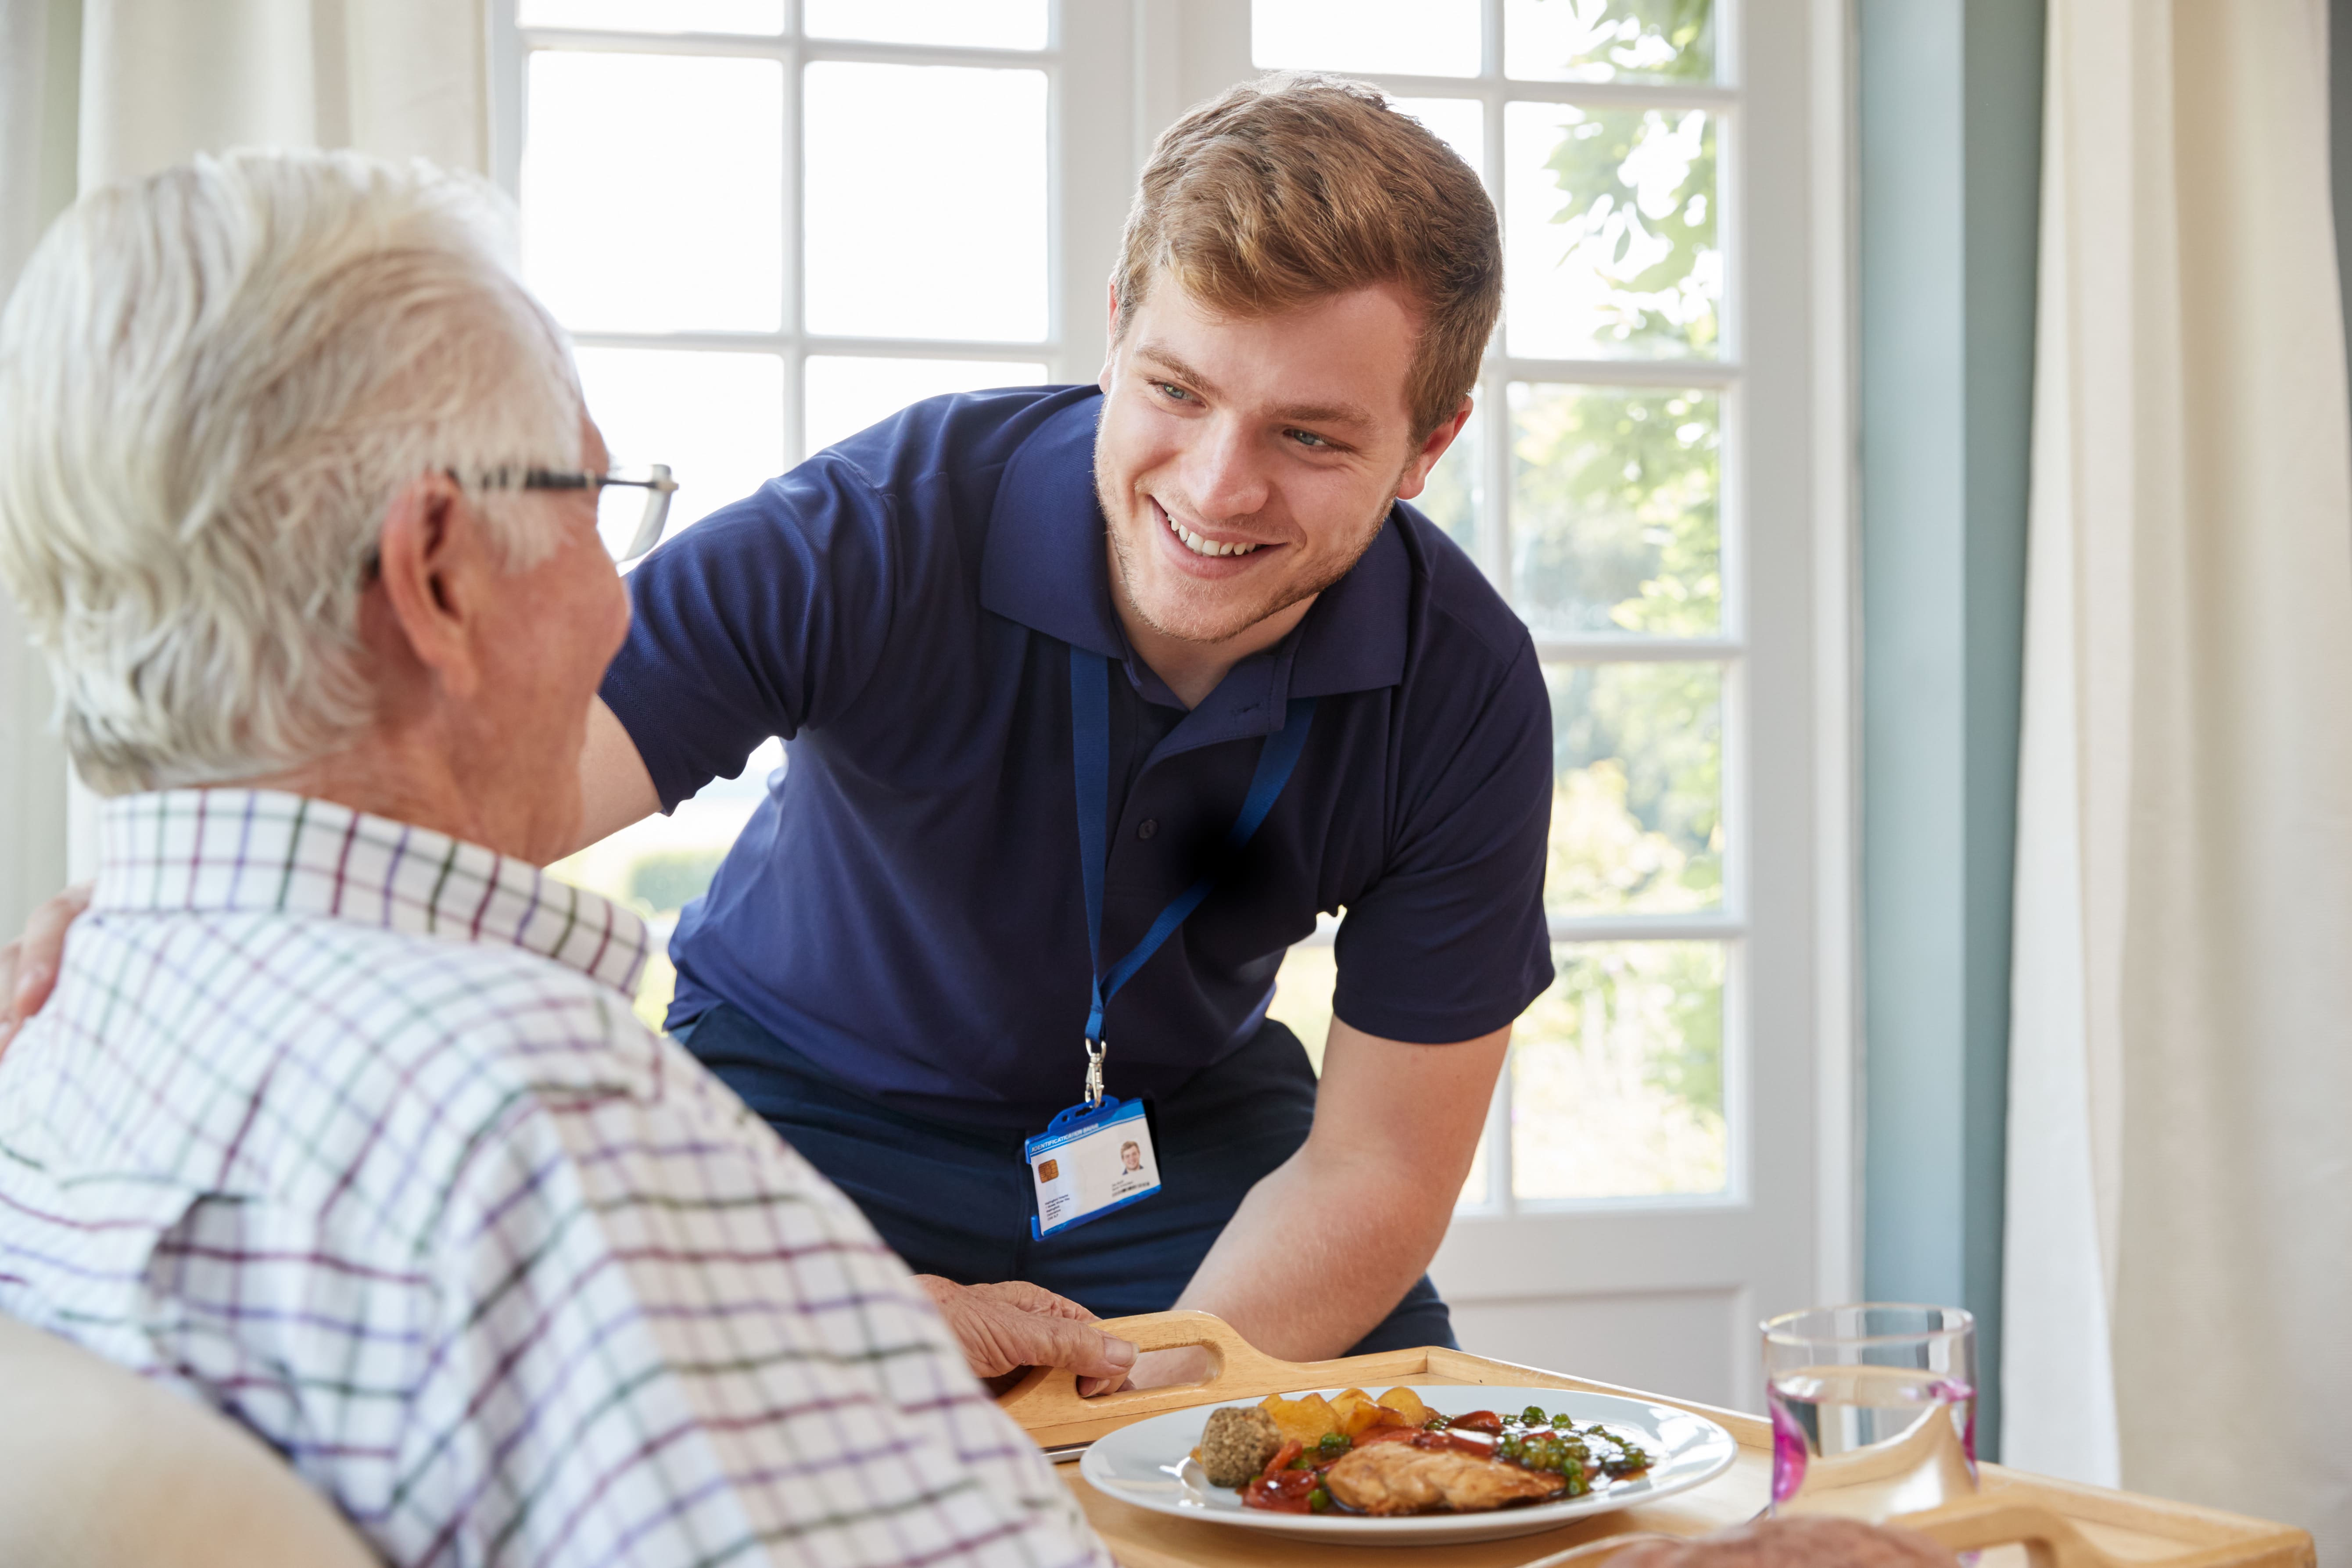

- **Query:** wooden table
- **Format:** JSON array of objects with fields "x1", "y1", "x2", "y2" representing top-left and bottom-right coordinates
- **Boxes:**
[{"x1": 997, "y1": 1314, "x2": 2315, "y2": 1568}]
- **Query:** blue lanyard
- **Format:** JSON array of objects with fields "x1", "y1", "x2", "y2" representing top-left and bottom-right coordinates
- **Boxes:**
[{"x1": 1069, "y1": 647, "x2": 1316, "y2": 1078}]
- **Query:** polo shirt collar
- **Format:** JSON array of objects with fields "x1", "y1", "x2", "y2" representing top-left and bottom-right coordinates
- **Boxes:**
[{"x1": 979, "y1": 391, "x2": 1411, "y2": 710}]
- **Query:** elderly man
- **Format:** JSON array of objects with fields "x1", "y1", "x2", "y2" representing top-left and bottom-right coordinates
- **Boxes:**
[{"x1": 0, "y1": 148, "x2": 1108, "y2": 1567}]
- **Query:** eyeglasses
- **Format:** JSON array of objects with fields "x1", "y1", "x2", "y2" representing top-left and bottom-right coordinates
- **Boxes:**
[{"x1": 484, "y1": 464, "x2": 679, "y2": 563}]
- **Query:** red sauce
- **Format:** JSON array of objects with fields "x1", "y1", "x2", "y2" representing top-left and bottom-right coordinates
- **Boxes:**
[
  {"x1": 1242, "y1": 1469, "x2": 1319, "y2": 1513},
  {"x1": 1350, "y1": 1425, "x2": 1423, "y2": 1450},
  {"x1": 1450, "y1": 1409, "x2": 1505, "y2": 1434}
]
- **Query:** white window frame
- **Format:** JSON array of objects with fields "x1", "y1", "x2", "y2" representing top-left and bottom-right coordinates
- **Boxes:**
[
  {"x1": 486, "y1": 1, "x2": 1141, "y2": 467},
  {"x1": 1201, "y1": 0, "x2": 1856, "y2": 1394}
]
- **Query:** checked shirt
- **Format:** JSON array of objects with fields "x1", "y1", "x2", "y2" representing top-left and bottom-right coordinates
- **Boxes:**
[{"x1": 0, "y1": 790, "x2": 1106, "y2": 1568}]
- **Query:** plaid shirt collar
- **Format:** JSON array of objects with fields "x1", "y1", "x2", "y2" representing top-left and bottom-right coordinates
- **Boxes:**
[{"x1": 93, "y1": 789, "x2": 650, "y2": 998}]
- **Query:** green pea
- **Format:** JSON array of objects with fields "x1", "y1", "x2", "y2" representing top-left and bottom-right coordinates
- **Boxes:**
[{"x1": 1308, "y1": 1488, "x2": 1332, "y2": 1513}]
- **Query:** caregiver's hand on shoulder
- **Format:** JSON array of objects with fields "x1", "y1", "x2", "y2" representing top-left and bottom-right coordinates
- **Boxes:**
[
  {"x1": 0, "y1": 882, "x2": 90, "y2": 1056},
  {"x1": 914, "y1": 1276, "x2": 1138, "y2": 1387},
  {"x1": 1609, "y1": 1517, "x2": 1961, "y2": 1568}
]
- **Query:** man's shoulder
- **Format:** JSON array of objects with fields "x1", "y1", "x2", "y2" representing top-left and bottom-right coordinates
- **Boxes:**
[
  {"x1": 53, "y1": 908, "x2": 662, "y2": 1187},
  {"x1": 802, "y1": 382, "x2": 1098, "y2": 511},
  {"x1": 1388, "y1": 502, "x2": 1541, "y2": 690}
]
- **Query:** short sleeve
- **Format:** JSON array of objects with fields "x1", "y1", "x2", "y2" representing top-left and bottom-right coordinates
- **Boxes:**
[
  {"x1": 600, "y1": 456, "x2": 902, "y2": 812},
  {"x1": 1329, "y1": 638, "x2": 1555, "y2": 1044}
]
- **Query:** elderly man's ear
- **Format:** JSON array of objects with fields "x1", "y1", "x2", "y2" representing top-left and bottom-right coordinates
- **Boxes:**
[{"x1": 370, "y1": 473, "x2": 498, "y2": 702}]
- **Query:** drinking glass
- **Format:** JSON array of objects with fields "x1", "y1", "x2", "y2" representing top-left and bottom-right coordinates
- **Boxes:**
[{"x1": 1761, "y1": 1304, "x2": 1977, "y2": 1521}]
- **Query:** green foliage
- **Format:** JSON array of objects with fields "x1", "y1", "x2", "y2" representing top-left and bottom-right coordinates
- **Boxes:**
[
  {"x1": 1536, "y1": 103, "x2": 1717, "y2": 354},
  {"x1": 627, "y1": 848, "x2": 727, "y2": 916},
  {"x1": 1518, "y1": 0, "x2": 1715, "y2": 82},
  {"x1": 1553, "y1": 941, "x2": 1725, "y2": 1119},
  {"x1": 1512, "y1": 385, "x2": 1719, "y2": 637}
]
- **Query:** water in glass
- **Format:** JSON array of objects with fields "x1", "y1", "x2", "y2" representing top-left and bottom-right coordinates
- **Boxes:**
[{"x1": 1763, "y1": 1305, "x2": 1976, "y2": 1523}]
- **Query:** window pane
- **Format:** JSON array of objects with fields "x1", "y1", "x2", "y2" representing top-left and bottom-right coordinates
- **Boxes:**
[
  {"x1": 1504, "y1": 0, "x2": 1716, "y2": 83},
  {"x1": 574, "y1": 348, "x2": 786, "y2": 539},
  {"x1": 523, "y1": 51, "x2": 783, "y2": 333},
  {"x1": 1391, "y1": 97, "x2": 1486, "y2": 176},
  {"x1": 520, "y1": 0, "x2": 782, "y2": 33},
  {"x1": 1511, "y1": 940, "x2": 1727, "y2": 1199},
  {"x1": 804, "y1": 357, "x2": 1047, "y2": 456},
  {"x1": 1504, "y1": 103, "x2": 1718, "y2": 359},
  {"x1": 1266, "y1": 943, "x2": 1337, "y2": 1072},
  {"x1": 805, "y1": 0, "x2": 1047, "y2": 49},
  {"x1": 1253, "y1": 0, "x2": 1482, "y2": 78},
  {"x1": 1460, "y1": 1127, "x2": 1495, "y2": 1209},
  {"x1": 1545, "y1": 662, "x2": 1723, "y2": 916},
  {"x1": 1413, "y1": 403, "x2": 1485, "y2": 569},
  {"x1": 804, "y1": 64, "x2": 1047, "y2": 341},
  {"x1": 1510, "y1": 383, "x2": 1719, "y2": 636},
  {"x1": 552, "y1": 738, "x2": 785, "y2": 1031}
]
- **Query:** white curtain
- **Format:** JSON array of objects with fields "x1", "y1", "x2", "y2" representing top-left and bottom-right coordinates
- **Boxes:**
[
  {"x1": 2004, "y1": 0, "x2": 2352, "y2": 1556},
  {"x1": 0, "y1": 0, "x2": 75, "y2": 936},
  {"x1": 49, "y1": 0, "x2": 491, "y2": 878},
  {"x1": 78, "y1": 0, "x2": 490, "y2": 187}
]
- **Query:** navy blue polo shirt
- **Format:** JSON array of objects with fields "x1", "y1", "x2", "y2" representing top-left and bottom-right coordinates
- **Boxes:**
[{"x1": 601, "y1": 384, "x2": 1553, "y2": 1130}]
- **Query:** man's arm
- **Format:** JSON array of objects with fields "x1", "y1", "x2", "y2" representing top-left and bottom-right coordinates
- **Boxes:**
[
  {"x1": 571, "y1": 696, "x2": 663, "y2": 854},
  {"x1": 1170, "y1": 1016, "x2": 1506, "y2": 1360}
]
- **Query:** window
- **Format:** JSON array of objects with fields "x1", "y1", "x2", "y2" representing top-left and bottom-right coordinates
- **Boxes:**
[
  {"x1": 498, "y1": 0, "x2": 1846, "y2": 1404},
  {"x1": 1247, "y1": 0, "x2": 1739, "y2": 1207},
  {"x1": 499, "y1": 1, "x2": 1080, "y2": 1027}
]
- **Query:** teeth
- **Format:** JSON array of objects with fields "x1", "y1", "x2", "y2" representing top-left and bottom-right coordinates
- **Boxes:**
[{"x1": 1165, "y1": 510, "x2": 1263, "y2": 558}]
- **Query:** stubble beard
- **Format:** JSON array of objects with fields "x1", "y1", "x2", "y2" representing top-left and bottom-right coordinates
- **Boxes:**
[{"x1": 1096, "y1": 466, "x2": 1397, "y2": 648}]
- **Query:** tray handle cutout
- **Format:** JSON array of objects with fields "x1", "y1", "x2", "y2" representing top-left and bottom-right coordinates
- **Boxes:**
[{"x1": 995, "y1": 1310, "x2": 1386, "y2": 1432}]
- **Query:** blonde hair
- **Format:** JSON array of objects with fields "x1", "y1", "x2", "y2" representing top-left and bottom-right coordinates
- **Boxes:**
[
  {"x1": 0, "y1": 149, "x2": 582, "y2": 794},
  {"x1": 1114, "y1": 73, "x2": 1502, "y2": 440}
]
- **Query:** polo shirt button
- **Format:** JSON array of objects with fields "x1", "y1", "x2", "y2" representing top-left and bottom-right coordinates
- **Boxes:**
[{"x1": 1137, "y1": 819, "x2": 1158, "y2": 840}]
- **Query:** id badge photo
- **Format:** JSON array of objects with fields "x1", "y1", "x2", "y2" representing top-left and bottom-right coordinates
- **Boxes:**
[{"x1": 1024, "y1": 1094, "x2": 1162, "y2": 1240}]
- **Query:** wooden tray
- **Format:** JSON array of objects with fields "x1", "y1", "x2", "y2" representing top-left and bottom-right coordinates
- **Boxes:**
[{"x1": 997, "y1": 1313, "x2": 2314, "y2": 1568}]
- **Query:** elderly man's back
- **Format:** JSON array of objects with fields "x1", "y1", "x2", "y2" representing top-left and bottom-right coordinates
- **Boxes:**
[{"x1": 0, "y1": 789, "x2": 1097, "y2": 1567}]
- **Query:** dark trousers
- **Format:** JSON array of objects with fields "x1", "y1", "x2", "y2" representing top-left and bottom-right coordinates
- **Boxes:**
[{"x1": 682, "y1": 1003, "x2": 1456, "y2": 1355}]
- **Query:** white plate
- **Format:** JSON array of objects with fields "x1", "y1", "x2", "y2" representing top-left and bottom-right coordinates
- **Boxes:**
[{"x1": 1078, "y1": 1385, "x2": 1740, "y2": 1546}]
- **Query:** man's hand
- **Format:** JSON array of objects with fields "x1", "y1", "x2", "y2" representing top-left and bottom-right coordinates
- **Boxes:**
[
  {"x1": 913, "y1": 1276, "x2": 1138, "y2": 1389},
  {"x1": 0, "y1": 882, "x2": 91, "y2": 1057},
  {"x1": 1610, "y1": 1517, "x2": 1961, "y2": 1568}
]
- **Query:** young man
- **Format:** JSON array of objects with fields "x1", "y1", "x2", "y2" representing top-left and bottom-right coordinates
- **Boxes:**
[
  {"x1": 573, "y1": 73, "x2": 1552, "y2": 1375},
  {"x1": 0, "y1": 149, "x2": 1107, "y2": 1567}
]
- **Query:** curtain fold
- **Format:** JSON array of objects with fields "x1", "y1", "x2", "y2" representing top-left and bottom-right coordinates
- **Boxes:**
[
  {"x1": 77, "y1": 0, "x2": 489, "y2": 190},
  {"x1": 54, "y1": 0, "x2": 491, "y2": 880},
  {"x1": 2004, "y1": 0, "x2": 2352, "y2": 1554},
  {"x1": 0, "y1": 0, "x2": 74, "y2": 941}
]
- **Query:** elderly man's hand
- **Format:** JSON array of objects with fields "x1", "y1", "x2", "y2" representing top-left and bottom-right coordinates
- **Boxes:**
[
  {"x1": 1610, "y1": 1517, "x2": 1961, "y2": 1568},
  {"x1": 913, "y1": 1276, "x2": 1138, "y2": 1389},
  {"x1": 0, "y1": 883, "x2": 90, "y2": 1057}
]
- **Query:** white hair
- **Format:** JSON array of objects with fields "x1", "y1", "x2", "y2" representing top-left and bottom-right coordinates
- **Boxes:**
[{"x1": 0, "y1": 147, "x2": 584, "y2": 794}]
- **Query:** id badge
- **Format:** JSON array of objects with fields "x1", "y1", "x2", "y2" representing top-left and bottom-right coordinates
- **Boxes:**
[{"x1": 1024, "y1": 1094, "x2": 1163, "y2": 1240}]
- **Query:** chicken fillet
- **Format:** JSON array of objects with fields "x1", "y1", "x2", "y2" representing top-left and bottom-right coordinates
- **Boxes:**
[{"x1": 1322, "y1": 1443, "x2": 1570, "y2": 1515}]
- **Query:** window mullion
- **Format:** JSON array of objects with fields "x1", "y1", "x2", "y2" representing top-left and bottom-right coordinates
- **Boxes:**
[{"x1": 784, "y1": 28, "x2": 805, "y2": 463}]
